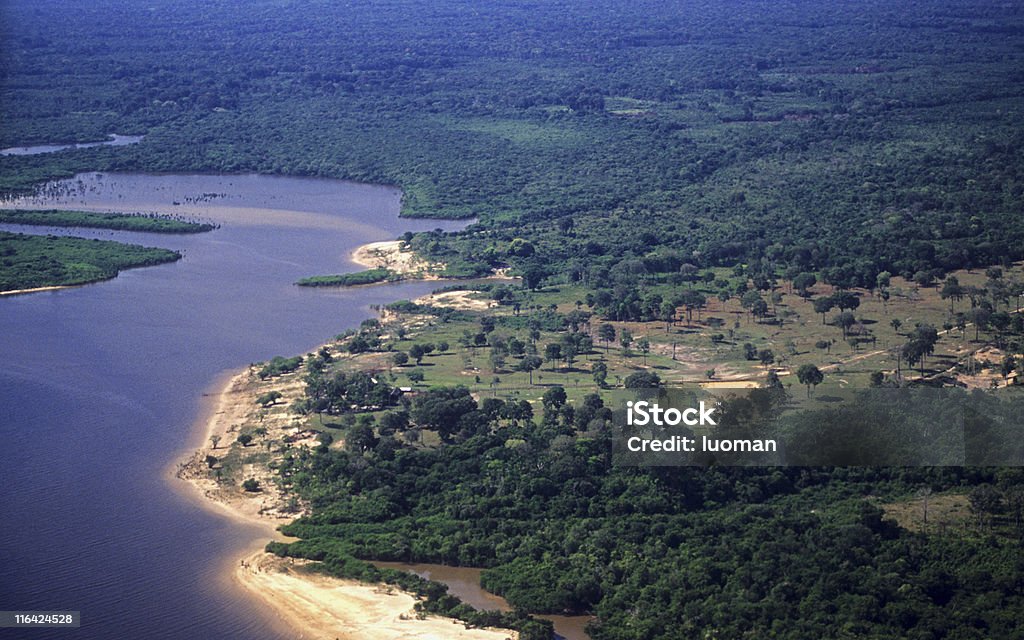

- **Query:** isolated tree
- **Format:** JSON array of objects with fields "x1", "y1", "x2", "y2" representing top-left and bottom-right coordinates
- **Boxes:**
[
  {"x1": 592, "y1": 361, "x2": 608, "y2": 387},
  {"x1": 236, "y1": 433, "x2": 253, "y2": 447},
  {"x1": 256, "y1": 390, "x2": 283, "y2": 407},
  {"x1": 902, "y1": 324, "x2": 939, "y2": 376},
  {"x1": 813, "y1": 297, "x2": 834, "y2": 324},
  {"x1": 793, "y1": 272, "x2": 817, "y2": 297},
  {"x1": 598, "y1": 323, "x2": 616, "y2": 352},
  {"x1": 392, "y1": 351, "x2": 409, "y2": 367},
  {"x1": 409, "y1": 343, "x2": 427, "y2": 364},
  {"x1": 940, "y1": 276, "x2": 964, "y2": 313},
  {"x1": 833, "y1": 291, "x2": 860, "y2": 312},
  {"x1": 797, "y1": 364, "x2": 824, "y2": 397},
  {"x1": 638, "y1": 338, "x2": 651, "y2": 365},
  {"x1": 209, "y1": 434, "x2": 221, "y2": 449},
  {"x1": 544, "y1": 343, "x2": 563, "y2": 370},
  {"x1": 518, "y1": 355, "x2": 543, "y2": 385},
  {"x1": 830, "y1": 311, "x2": 855, "y2": 338},
  {"x1": 1002, "y1": 355, "x2": 1017, "y2": 381},
  {"x1": 751, "y1": 298, "x2": 770, "y2": 323},
  {"x1": 242, "y1": 478, "x2": 261, "y2": 492},
  {"x1": 624, "y1": 370, "x2": 661, "y2": 389},
  {"x1": 758, "y1": 348, "x2": 775, "y2": 370},
  {"x1": 620, "y1": 328, "x2": 634, "y2": 354}
]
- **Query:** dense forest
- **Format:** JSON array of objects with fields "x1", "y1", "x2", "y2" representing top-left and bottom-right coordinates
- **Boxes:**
[
  {"x1": 2, "y1": 0, "x2": 1023, "y2": 293},
  {"x1": 265, "y1": 380, "x2": 1024, "y2": 639}
]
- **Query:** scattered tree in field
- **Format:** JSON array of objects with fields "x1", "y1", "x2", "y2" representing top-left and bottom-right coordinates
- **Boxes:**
[
  {"x1": 544, "y1": 343, "x2": 563, "y2": 370},
  {"x1": 242, "y1": 478, "x2": 261, "y2": 492},
  {"x1": 834, "y1": 311, "x2": 857, "y2": 338},
  {"x1": 793, "y1": 272, "x2": 817, "y2": 297},
  {"x1": 624, "y1": 370, "x2": 661, "y2": 388},
  {"x1": 941, "y1": 276, "x2": 964, "y2": 312},
  {"x1": 902, "y1": 324, "x2": 940, "y2": 376},
  {"x1": 638, "y1": 338, "x2": 651, "y2": 365},
  {"x1": 409, "y1": 343, "x2": 427, "y2": 364},
  {"x1": 257, "y1": 390, "x2": 283, "y2": 407},
  {"x1": 518, "y1": 355, "x2": 543, "y2": 385},
  {"x1": 236, "y1": 433, "x2": 253, "y2": 447},
  {"x1": 393, "y1": 351, "x2": 409, "y2": 367},
  {"x1": 592, "y1": 361, "x2": 608, "y2": 387},
  {"x1": 598, "y1": 323, "x2": 616, "y2": 352},
  {"x1": 209, "y1": 434, "x2": 221, "y2": 449},
  {"x1": 205, "y1": 454, "x2": 218, "y2": 469},
  {"x1": 797, "y1": 364, "x2": 825, "y2": 397},
  {"x1": 620, "y1": 328, "x2": 633, "y2": 355},
  {"x1": 758, "y1": 348, "x2": 775, "y2": 370},
  {"x1": 813, "y1": 297, "x2": 834, "y2": 323},
  {"x1": 407, "y1": 369, "x2": 426, "y2": 384},
  {"x1": 1002, "y1": 355, "x2": 1017, "y2": 381}
]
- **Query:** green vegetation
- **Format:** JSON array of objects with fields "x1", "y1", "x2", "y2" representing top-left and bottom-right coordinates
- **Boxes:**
[
  {"x1": 0, "y1": 209, "x2": 215, "y2": 233},
  {"x1": 2, "y1": 0, "x2": 1022, "y2": 295},
  {"x1": 267, "y1": 375, "x2": 1024, "y2": 639},
  {"x1": 6, "y1": 0, "x2": 1024, "y2": 636},
  {"x1": 296, "y1": 268, "x2": 394, "y2": 287},
  {"x1": 257, "y1": 355, "x2": 304, "y2": 380},
  {"x1": 0, "y1": 231, "x2": 181, "y2": 292}
]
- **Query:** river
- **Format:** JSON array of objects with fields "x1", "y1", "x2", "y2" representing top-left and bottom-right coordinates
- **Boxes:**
[
  {"x1": 0, "y1": 134, "x2": 143, "y2": 156},
  {"x1": 0, "y1": 173, "x2": 466, "y2": 639}
]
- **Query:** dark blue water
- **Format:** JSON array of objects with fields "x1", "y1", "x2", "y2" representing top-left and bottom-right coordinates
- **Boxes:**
[{"x1": 0, "y1": 174, "x2": 465, "y2": 638}]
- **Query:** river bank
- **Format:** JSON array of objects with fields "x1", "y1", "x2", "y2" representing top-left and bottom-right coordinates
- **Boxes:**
[
  {"x1": 351, "y1": 239, "x2": 444, "y2": 278},
  {"x1": 176, "y1": 353, "x2": 519, "y2": 640}
]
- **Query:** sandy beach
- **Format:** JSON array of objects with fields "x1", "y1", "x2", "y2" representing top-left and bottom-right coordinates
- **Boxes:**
[
  {"x1": 351, "y1": 239, "x2": 444, "y2": 278},
  {"x1": 176, "y1": 356, "x2": 517, "y2": 640},
  {"x1": 0, "y1": 284, "x2": 76, "y2": 296}
]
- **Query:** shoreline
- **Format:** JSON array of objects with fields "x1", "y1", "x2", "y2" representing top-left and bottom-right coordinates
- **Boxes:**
[
  {"x1": 350, "y1": 239, "x2": 445, "y2": 279},
  {"x1": 0, "y1": 284, "x2": 77, "y2": 296},
  {"x1": 174, "y1": 355, "x2": 518, "y2": 640}
]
